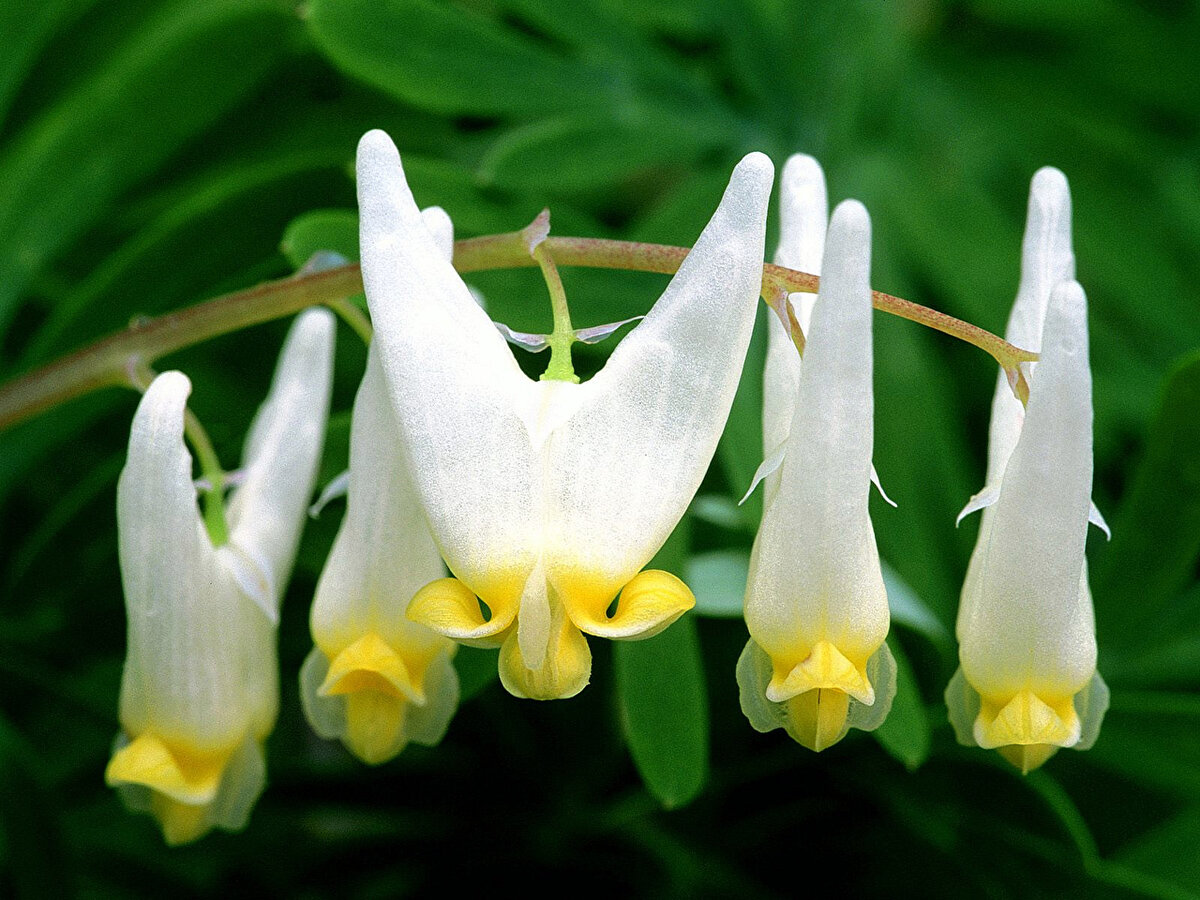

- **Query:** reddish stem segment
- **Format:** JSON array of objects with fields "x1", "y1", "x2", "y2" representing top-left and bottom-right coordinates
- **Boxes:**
[{"x1": 0, "y1": 231, "x2": 1034, "y2": 432}]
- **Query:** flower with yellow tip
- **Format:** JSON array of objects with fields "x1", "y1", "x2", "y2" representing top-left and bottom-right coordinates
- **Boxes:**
[
  {"x1": 300, "y1": 206, "x2": 460, "y2": 765},
  {"x1": 355, "y1": 129, "x2": 772, "y2": 700},
  {"x1": 106, "y1": 309, "x2": 334, "y2": 844},
  {"x1": 948, "y1": 169, "x2": 1108, "y2": 774},
  {"x1": 738, "y1": 194, "x2": 896, "y2": 752}
]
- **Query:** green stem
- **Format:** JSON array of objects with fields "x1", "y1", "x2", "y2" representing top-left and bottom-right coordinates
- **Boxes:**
[
  {"x1": 532, "y1": 244, "x2": 578, "y2": 383},
  {"x1": 182, "y1": 407, "x2": 230, "y2": 546},
  {"x1": 0, "y1": 231, "x2": 1037, "y2": 433},
  {"x1": 327, "y1": 297, "x2": 373, "y2": 346}
]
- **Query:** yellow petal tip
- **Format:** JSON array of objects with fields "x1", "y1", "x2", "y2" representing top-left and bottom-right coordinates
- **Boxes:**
[
  {"x1": 767, "y1": 641, "x2": 873, "y2": 704},
  {"x1": 567, "y1": 568, "x2": 695, "y2": 640},
  {"x1": 319, "y1": 632, "x2": 423, "y2": 703},
  {"x1": 975, "y1": 689, "x2": 1080, "y2": 750},
  {"x1": 784, "y1": 688, "x2": 851, "y2": 752},
  {"x1": 106, "y1": 734, "x2": 229, "y2": 805},
  {"x1": 408, "y1": 577, "x2": 512, "y2": 646}
]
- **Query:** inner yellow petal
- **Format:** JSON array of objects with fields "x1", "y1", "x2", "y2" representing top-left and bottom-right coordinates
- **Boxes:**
[
  {"x1": 784, "y1": 689, "x2": 851, "y2": 752},
  {"x1": 975, "y1": 689, "x2": 1080, "y2": 750},
  {"x1": 767, "y1": 640, "x2": 874, "y2": 705},
  {"x1": 499, "y1": 611, "x2": 592, "y2": 701},
  {"x1": 106, "y1": 733, "x2": 232, "y2": 805},
  {"x1": 998, "y1": 743, "x2": 1060, "y2": 774},
  {"x1": 319, "y1": 632, "x2": 423, "y2": 703},
  {"x1": 407, "y1": 577, "x2": 516, "y2": 647},
  {"x1": 150, "y1": 793, "x2": 215, "y2": 846},
  {"x1": 564, "y1": 568, "x2": 695, "y2": 640},
  {"x1": 343, "y1": 691, "x2": 411, "y2": 766}
]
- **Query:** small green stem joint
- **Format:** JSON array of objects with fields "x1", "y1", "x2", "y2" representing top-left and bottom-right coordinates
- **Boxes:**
[{"x1": 524, "y1": 210, "x2": 580, "y2": 384}]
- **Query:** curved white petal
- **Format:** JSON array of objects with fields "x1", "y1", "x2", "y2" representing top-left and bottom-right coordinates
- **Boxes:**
[
  {"x1": 310, "y1": 346, "x2": 448, "y2": 655},
  {"x1": 357, "y1": 129, "x2": 539, "y2": 603},
  {"x1": 226, "y1": 307, "x2": 335, "y2": 621},
  {"x1": 960, "y1": 281, "x2": 1096, "y2": 699},
  {"x1": 116, "y1": 372, "x2": 259, "y2": 748},
  {"x1": 542, "y1": 152, "x2": 773, "y2": 603},
  {"x1": 763, "y1": 154, "x2": 827, "y2": 499},
  {"x1": 745, "y1": 200, "x2": 888, "y2": 669},
  {"x1": 983, "y1": 167, "x2": 1075, "y2": 491}
]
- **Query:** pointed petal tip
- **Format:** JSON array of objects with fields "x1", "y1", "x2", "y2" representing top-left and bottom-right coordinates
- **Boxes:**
[
  {"x1": 146, "y1": 370, "x2": 192, "y2": 405},
  {"x1": 1031, "y1": 166, "x2": 1070, "y2": 209},
  {"x1": 357, "y1": 128, "x2": 398, "y2": 162},
  {"x1": 730, "y1": 151, "x2": 775, "y2": 199},
  {"x1": 420, "y1": 206, "x2": 454, "y2": 259},
  {"x1": 781, "y1": 153, "x2": 824, "y2": 191},
  {"x1": 830, "y1": 198, "x2": 870, "y2": 236}
]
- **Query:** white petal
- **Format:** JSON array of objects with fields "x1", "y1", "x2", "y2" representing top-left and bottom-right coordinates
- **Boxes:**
[
  {"x1": 744, "y1": 200, "x2": 888, "y2": 665},
  {"x1": 542, "y1": 152, "x2": 773, "y2": 596},
  {"x1": 310, "y1": 347, "x2": 448, "y2": 653},
  {"x1": 116, "y1": 372, "x2": 258, "y2": 746},
  {"x1": 225, "y1": 307, "x2": 335, "y2": 622},
  {"x1": 981, "y1": 168, "x2": 1074, "y2": 491},
  {"x1": 763, "y1": 154, "x2": 827, "y2": 488},
  {"x1": 356, "y1": 130, "x2": 540, "y2": 595},
  {"x1": 960, "y1": 281, "x2": 1097, "y2": 698},
  {"x1": 1089, "y1": 500, "x2": 1111, "y2": 539},
  {"x1": 955, "y1": 483, "x2": 1000, "y2": 526}
]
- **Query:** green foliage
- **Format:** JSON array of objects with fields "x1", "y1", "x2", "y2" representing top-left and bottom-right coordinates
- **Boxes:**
[{"x1": 1, "y1": 0, "x2": 1198, "y2": 896}]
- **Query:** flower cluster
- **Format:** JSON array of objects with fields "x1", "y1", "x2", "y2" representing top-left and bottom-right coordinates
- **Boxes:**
[{"x1": 108, "y1": 130, "x2": 1108, "y2": 843}]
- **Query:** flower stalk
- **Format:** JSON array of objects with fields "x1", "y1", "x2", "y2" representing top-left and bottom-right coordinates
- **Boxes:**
[{"x1": 0, "y1": 230, "x2": 1036, "y2": 433}]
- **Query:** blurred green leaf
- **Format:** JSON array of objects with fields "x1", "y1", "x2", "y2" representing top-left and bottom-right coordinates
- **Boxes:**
[
  {"x1": 0, "y1": 0, "x2": 294, "y2": 338},
  {"x1": 614, "y1": 614, "x2": 709, "y2": 810},
  {"x1": 305, "y1": 0, "x2": 613, "y2": 117},
  {"x1": 453, "y1": 647, "x2": 499, "y2": 702},
  {"x1": 0, "y1": 718, "x2": 71, "y2": 898},
  {"x1": 0, "y1": 0, "x2": 92, "y2": 131},
  {"x1": 881, "y1": 560, "x2": 953, "y2": 652},
  {"x1": 1084, "y1": 690, "x2": 1200, "y2": 800},
  {"x1": 1096, "y1": 353, "x2": 1200, "y2": 650},
  {"x1": 614, "y1": 519, "x2": 708, "y2": 808},
  {"x1": 873, "y1": 638, "x2": 930, "y2": 770},
  {"x1": 1116, "y1": 806, "x2": 1200, "y2": 896},
  {"x1": 282, "y1": 210, "x2": 360, "y2": 268},
  {"x1": 686, "y1": 549, "x2": 747, "y2": 619}
]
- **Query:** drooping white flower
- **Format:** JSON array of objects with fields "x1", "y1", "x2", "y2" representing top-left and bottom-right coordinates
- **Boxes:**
[
  {"x1": 948, "y1": 170, "x2": 1108, "y2": 773},
  {"x1": 300, "y1": 207, "x2": 460, "y2": 764},
  {"x1": 738, "y1": 197, "x2": 896, "y2": 752},
  {"x1": 106, "y1": 309, "x2": 334, "y2": 844},
  {"x1": 355, "y1": 129, "x2": 772, "y2": 700}
]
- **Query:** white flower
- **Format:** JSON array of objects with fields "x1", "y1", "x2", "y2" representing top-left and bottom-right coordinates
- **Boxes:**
[
  {"x1": 300, "y1": 207, "x2": 460, "y2": 765},
  {"x1": 105, "y1": 309, "x2": 334, "y2": 844},
  {"x1": 355, "y1": 129, "x2": 772, "y2": 700},
  {"x1": 948, "y1": 169, "x2": 1108, "y2": 773},
  {"x1": 738, "y1": 186, "x2": 896, "y2": 752}
]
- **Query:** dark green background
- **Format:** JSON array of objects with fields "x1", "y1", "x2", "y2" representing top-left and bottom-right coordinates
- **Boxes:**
[{"x1": 1, "y1": 0, "x2": 1198, "y2": 896}]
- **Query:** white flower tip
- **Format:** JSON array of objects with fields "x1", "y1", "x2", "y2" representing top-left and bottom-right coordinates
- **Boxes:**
[
  {"x1": 1030, "y1": 166, "x2": 1071, "y2": 214},
  {"x1": 730, "y1": 151, "x2": 775, "y2": 204},
  {"x1": 146, "y1": 370, "x2": 192, "y2": 408},
  {"x1": 781, "y1": 153, "x2": 824, "y2": 196},
  {"x1": 421, "y1": 206, "x2": 454, "y2": 260},
  {"x1": 357, "y1": 129, "x2": 399, "y2": 168},
  {"x1": 293, "y1": 306, "x2": 336, "y2": 347},
  {"x1": 829, "y1": 198, "x2": 870, "y2": 240}
]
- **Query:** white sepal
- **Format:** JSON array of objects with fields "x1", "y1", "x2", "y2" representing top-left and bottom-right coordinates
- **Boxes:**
[
  {"x1": 544, "y1": 152, "x2": 773, "y2": 598},
  {"x1": 959, "y1": 281, "x2": 1098, "y2": 702},
  {"x1": 225, "y1": 307, "x2": 335, "y2": 622},
  {"x1": 745, "y1": 200, "x2": 889, "y2": 669}
]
